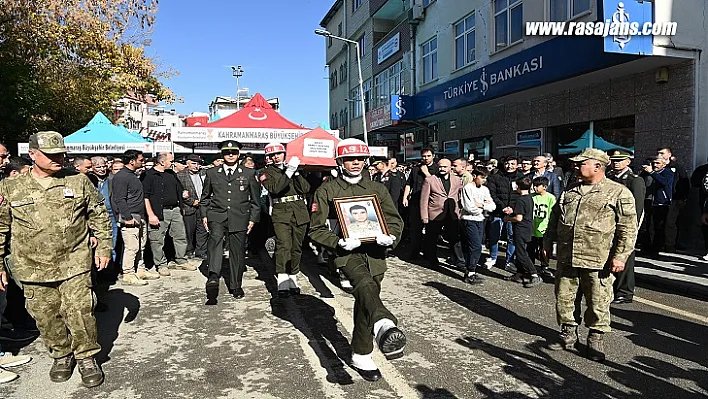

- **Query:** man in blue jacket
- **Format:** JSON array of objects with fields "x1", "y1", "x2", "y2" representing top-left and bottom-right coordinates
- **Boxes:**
[
  {"x1": 525, "y1": 155, "x2": 562, "y2": 199},
  {"x1": 642, "y1": 156, "x2": 674, "y2": 256}
]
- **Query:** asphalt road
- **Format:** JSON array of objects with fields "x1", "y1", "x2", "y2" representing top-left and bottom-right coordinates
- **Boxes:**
[{"x1": 3, "y1": 250, "x2": 707, "y2": 399}]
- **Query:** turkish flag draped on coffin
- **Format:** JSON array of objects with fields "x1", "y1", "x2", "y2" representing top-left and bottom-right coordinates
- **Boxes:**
[{"x1": 285, "y1": 127, "x2": 340, "y2": 168}]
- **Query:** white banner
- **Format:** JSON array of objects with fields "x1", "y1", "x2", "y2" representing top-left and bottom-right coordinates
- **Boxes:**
[
  {"x1": 172, "y1": 127, "x2": 339, "y2": 143},
  {"x1": 18, "y1": 142, "x2": 152, "y2": 155},
  {"x1": 302, "y1": 139, "x2": 335, "y2": 158}
]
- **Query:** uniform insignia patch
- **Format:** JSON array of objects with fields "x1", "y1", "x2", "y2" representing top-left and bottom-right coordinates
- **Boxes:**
[
  {"x1": 63, "y1": 188, "x2": 74, "y2": 198},
  {"x1": 311, "y1": 202, "x2": 318, "y2": 212}
]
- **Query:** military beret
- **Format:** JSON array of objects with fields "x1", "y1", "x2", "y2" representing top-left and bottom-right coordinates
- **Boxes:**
[
  {"x1": 608, "y1": 148, "x2": 633, "y2": 160},
  {"x1": 218, "y1": 141, "x2": 242, "y2": 151}
]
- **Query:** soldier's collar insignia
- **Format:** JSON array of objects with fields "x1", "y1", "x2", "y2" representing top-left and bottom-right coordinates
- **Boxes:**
[
  {"x1": 238, "y1": 168, "x2": 242, "y2": 173},
  {"x1": 218, "y1": 168, "x2": 223, "y2": 173}
]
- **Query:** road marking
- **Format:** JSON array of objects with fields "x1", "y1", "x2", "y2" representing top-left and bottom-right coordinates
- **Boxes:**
[
  {"x1": 633, "y1": 296, "x2": 708, "y2": 324},
  {"x1": 313, "y1": 277, "x2": 420, "y2": 399}
]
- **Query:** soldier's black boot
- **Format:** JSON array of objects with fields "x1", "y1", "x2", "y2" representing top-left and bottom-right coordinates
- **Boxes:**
[
  {"x1": 49, "y1": 354, "x2": 76, "y2": 383},
  {"x1": 548, "y1": 324, "x2": 578, "y2": 351},
  {"x1": 77, "y1": 356, "x2": 104, "y2": 388},
  {"x1": 586, "y1": 330, "x2": 606, "y2": 362}
]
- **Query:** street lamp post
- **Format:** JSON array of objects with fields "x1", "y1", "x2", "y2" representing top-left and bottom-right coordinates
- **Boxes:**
[
  {"x1": 231, "y1": 65, "x2": 244, "y2": 111},
  {"x1": 315, "y1": 29, "x2": 368, "y2": 147}
]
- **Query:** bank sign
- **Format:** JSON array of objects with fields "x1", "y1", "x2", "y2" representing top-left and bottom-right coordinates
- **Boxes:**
[
  {"x1": 398, "y1": 35, "x2": 641, "y2": 120},
  {"x1": 602, "y1": 0, "x2": 653, "y2": 55}
]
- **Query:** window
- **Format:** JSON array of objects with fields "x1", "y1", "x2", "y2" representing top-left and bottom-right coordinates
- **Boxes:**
[
  {"x1": 358, "y1": 34, "x2": 367, "y2": 56},
  {"x1": 423, "y1": 0, "x2": 435, "y2": 6},
  {"x1": 340, "y1": 110, "x2": 345, "y2": 128},
  {"x1": 363, "y1": 79, "x2": 372, "y2": 112},
  {"x1": 343, "y1": 108, "x2": 348, "y2": 124},
  {"x1": 353, "y1": 0, "x2": 363, "y2": 11},
  {"x1": 339, "y1": 65, "x2": 344, "y2": 83},
  {"x1": 342, "y1": 61, "x2": 347, "y2": 80},
  {"x1": 130, "y1": 103, "x2": 140, "y2": 112},
  {"x1": 330, "y1": 73, "x2": 335, "y2": 89},
  {"x1": 328, "y1": 36, "x2": 332, "y2": 47},
  {"x1": 337, "y1": 22, "x2": 343, "y2": 36},
  {"x1": 494, "y1": 0, "x2": 523, "y2": 50},
  {"x1": 421, "y1": 37, "x2": 438, "y2": 84},
  {"x1": 333, "y1": 71, "x2": 338, "y2": 88},
  {"x1": 454, "y1": 13, "x2": 476, "y2": 69},
  {"x1": 374, "y1": 73, "x2": 388, "y2": 108},
  {"x1": 550, "y1": 0, "x2": 590, "y2": 22},
  {"x1": 374, "y1": 60, "x2": 405, "y2": 108},
  {"x1": 351, "y1": 88, "x2": 362, "y2": 118}
]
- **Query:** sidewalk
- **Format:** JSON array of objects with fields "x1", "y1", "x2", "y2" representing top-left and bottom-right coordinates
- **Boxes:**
[{"x1": 634, "y1": 251, "x2": 708, "y2": 299}]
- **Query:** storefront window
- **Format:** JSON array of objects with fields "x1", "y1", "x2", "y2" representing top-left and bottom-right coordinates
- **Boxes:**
[
  {"x1": 552, "y1": 116, "x2": 635, "y2": 166},
  {"x1": 463, "y1": 136, "x2": 492, "y2": 161}
]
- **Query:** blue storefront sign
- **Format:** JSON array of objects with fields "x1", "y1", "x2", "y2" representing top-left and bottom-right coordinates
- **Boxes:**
[
  {"x1": 398, "y1": 35, "x2": 642, "y2": 121},
  {"x1": 602, "y1": 0, "x2": 653, "y2": 55}
]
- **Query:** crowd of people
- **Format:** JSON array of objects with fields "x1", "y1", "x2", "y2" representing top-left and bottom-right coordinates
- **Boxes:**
[{"x1": 0, "y1": 131, "x2": 706, "y2": 387}]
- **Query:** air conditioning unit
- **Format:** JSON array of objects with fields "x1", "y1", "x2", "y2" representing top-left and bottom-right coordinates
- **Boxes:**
[{"x1": 409, "y1": 4, "x2": 424, "y2": 21}]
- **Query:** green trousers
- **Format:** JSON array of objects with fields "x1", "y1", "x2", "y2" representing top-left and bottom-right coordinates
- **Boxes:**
[
  {"x1": 273, "y1": 214, "x2": 307, "y2": 275},
  {"x1": 555, "y1": 264, "x2": 616, "y2": 333},
  {"x1": 340, "y1": 253, "x2": 397, "y2": 355},
  {"x1": 22, "y1": 271, "x2": 100, "y2": 360}
]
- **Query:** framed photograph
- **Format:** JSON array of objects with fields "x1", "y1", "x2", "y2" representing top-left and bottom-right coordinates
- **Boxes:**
[{"x1": 333, "y1": 194, "x2": 389, "y2": 243}]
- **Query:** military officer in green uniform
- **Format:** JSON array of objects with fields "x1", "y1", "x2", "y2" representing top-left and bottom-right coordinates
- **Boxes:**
[
  {"x1": 544, "y1": 148, "x2": 638, "y2": 362},
  {"x1": 607, "y1": 149, "x2": 645, "y2": 304},
  {"x1": 0, "y1": 131, "x2": 112, "y2": 387},
  {"x1": 201, "y1": 140, "x2": 261, "y2": 301},
  {"x1": 261, "y1": 142, "x2": 310, "y2": 298},
  {"x1": 309, "y1": 138, "x2": 406, "y2": 382}
]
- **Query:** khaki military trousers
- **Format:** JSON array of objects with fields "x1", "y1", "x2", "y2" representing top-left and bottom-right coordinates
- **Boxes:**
[
  {"x1": 339, "y1": 254, "x2": 397, "y2": 355},
  {"x1": 555, "y1": 264, "x2": 615, "y2": 333},
  {"x1": 22, "y1": 271, "x2": 100, "y2": 360},
  {"x1": 273, "y1": 212, "x2": 308, "y2": 275},
  {"x1": 121, "y1": 223, "x2": 148, "y2": 275}
]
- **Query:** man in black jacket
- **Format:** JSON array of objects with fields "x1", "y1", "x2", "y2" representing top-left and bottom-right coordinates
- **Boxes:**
[
  {"x1": 657, "y1": 147, "x2": 689, "y2": 252},
  {"x1": 176, "y1": 154, "x2": 208, "y2": 261},
  {"x1": 111, "y1": 150, "x2": 150, "y2": 285},
  {"x1": 485, "y1": 156, "x2": 524, "y2": 271},
  {"x1": 143, "y1": 152, "x2": 195, "y2": 276},
  {"x1": 402, "y1": 148, "x2": 437, "y2": 259},
  {"x1": 373, "y1": 160, "x2": 403, "y2": 207}
]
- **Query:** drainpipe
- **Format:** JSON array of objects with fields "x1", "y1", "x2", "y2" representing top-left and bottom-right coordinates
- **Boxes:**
[{"x1": 409, "y1": 20, "x2": 418, "y2": 95}]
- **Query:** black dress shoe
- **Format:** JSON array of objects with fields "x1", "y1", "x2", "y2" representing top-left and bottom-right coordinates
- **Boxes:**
[
  {"x1": 350, "y1": 365, "x2": 382, "y2": 382},
  {"x1": 378, "y1": 327, "x2": 407, "y2": 360},
  {"x1": 611, "y1": 296, "x2": 633, "y2": 304},
  {"x1": 232, "y1": 288, "x2": 245, "y2": 299},
  {"x1": 289, "y1": 287, "x2": 301, "y2": 296},
  {"x1": 206, "y1": 275, "x2": 219, "y2": 301}
]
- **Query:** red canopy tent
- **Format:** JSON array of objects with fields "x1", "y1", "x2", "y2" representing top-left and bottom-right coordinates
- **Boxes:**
[
  {"x1": 207, "y1": 93, "x2": 304, "y2": 129},
  {"x1": 285, "y1": 127, "x2": 340, "y2": 168}
]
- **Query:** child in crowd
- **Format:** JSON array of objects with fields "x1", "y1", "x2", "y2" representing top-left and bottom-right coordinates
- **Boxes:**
[
  {"x1": 530, "y1": 177, "x2": 556, "y2": 280},
  {"x1": 503, "y1": 177, "x2": 541, "y2": 288},
  {"x1": 459, "y1": 168, "x2": 496, "y2": 285}
]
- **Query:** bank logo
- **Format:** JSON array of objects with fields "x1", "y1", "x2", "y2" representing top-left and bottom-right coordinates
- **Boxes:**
[
  {"x1": 394, "y1": 97, "x2": 406, "y2": 118},
  {"x1": 612, "y1": 2, "x2": 631, "y2": 49},
  {"x1": 480, "y1": 69, "x2": 489, "y2": 96}
]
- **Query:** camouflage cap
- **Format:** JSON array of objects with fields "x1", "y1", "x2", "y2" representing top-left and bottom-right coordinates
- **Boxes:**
[
  {"x1": 608, "y1": 148, "x2": 633, "y2": 160},
  {"x1": 29, "y1": 131, "x2": 67, "y2": 154},
  {"x1": 569, "y1": 148, "x2": 610, "y2": 165}
]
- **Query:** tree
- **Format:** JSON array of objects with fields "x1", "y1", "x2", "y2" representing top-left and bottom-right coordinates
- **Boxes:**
[{"x1": 0, "y1": 0, "x2": 176, "y2": 140}]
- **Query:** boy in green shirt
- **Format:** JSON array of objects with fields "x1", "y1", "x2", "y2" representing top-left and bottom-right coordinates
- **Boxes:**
[{"x1": 531, "y1": 177, "x2": 556, "y2": 279}]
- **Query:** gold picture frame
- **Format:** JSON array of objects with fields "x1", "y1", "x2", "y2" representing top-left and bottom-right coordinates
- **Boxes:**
[{"x1": 333, "y1": 194, "x2": 389, "y2": 243}]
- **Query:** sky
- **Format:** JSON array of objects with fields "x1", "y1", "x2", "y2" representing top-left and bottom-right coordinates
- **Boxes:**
[{"x1": 148, "y1": 0, "x2": 334, "y2": 128}]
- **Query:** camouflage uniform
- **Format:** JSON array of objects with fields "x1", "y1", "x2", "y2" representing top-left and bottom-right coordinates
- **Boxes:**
[
  {"x1": 0, "y1": 133, "x2": 112, "y2": 361},
  {"x1": 545, "y1": 172, "x2": 637, "y2": 332},
  {"x1": 347, "y1": 219, "x2": 382, "y2": 238}
]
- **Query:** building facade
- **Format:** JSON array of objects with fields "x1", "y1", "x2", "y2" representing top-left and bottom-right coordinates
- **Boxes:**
[{"x1": 320, "y1": 0, "x2": 708, "y2": 170}]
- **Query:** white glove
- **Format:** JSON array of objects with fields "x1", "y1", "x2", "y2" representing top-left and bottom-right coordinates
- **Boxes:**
[
  {"x1": 338, "y1": 238, "x2": 361, "y2": 251},
  {"x1": 285, "y1": 156, "x2": 300, "y2": 178},
  {"x1": 376, "y1": 234, "x2": 396, "y2": 247}
]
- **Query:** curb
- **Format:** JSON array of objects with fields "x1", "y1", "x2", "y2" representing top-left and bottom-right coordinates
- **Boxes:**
[{"x1": 634, "y1": 271, "x2": 708, "y2": 301}]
